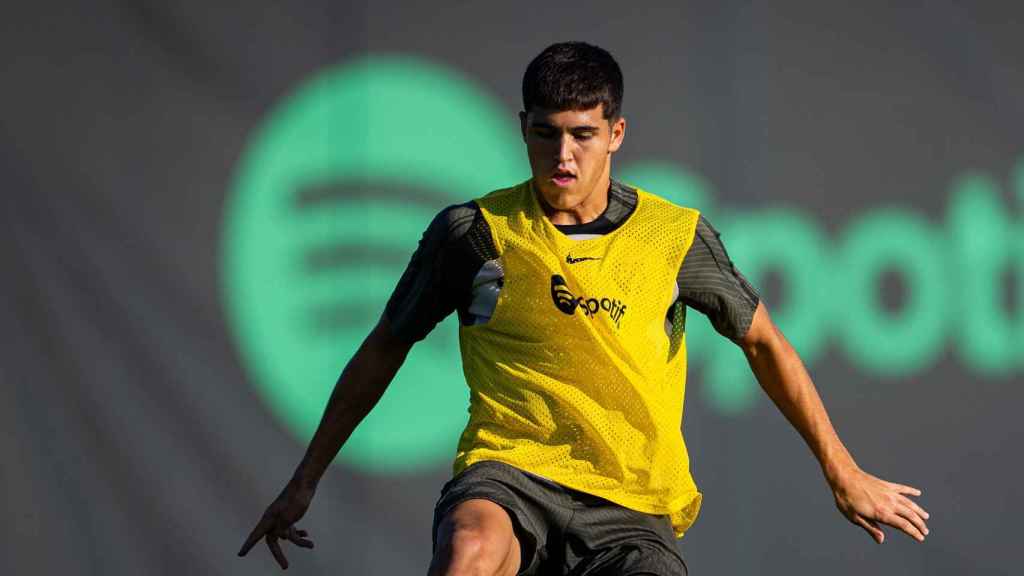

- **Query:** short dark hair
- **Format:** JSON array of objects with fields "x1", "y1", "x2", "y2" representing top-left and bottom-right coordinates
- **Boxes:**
[{"x1": 522, "y1": 42, "x2": 624, "y2": 120}]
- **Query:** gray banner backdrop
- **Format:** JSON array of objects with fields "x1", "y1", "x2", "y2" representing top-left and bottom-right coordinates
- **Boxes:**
[{"x1": 2, "y1": 1, "x2": 1021, "y2": 574}]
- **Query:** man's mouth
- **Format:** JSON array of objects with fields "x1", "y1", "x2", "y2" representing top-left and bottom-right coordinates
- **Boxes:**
[{"x1": 551, "y1": 170, "x2": 576, "y2": 187}]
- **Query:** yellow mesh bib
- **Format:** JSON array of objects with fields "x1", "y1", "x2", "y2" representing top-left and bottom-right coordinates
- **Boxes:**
[{"x1": 455, "y1": 180, "x2": 703, "y2": 538}]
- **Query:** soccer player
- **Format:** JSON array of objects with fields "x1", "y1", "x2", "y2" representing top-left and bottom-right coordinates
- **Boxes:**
[{"x1": 239, "y1": 42, "x2": 929, "y2": 575}]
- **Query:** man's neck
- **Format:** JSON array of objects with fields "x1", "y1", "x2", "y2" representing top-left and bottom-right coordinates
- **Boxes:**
[{"x1": 536, "y1": 176, "x2": 611, "y2": 226}]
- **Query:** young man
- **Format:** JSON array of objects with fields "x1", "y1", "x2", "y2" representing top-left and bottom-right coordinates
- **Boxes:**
[{"x1": 239, "y1": 42, "x2": 929, "y2": 575}]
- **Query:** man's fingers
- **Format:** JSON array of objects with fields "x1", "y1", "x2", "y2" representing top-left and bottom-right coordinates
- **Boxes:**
[
  {"x1": 854, "y1": 515, "x2": 885, "y2": 544},
  {"x1": 238, "y1": 517, "x2": 272, "y2": 556},
  {"x1": 899, "y1": 494, "x2": 930, "y2": 520},
  {"x1": 267, "y1": 535, "x2": 289, "y2": 570},
  {"x1": 883, "y1": 511, "x2": 925, "y2": 542},
  {"x1": 892, "y1": 504, "x2": 929, "y2": 540},
  {"x1": 286, "y1": 527, "x2": 315, "y2": 549}
]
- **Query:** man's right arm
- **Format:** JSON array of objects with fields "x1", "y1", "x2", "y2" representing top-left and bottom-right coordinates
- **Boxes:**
[
  {"x1": 238, "y1": 316, "x2": 413, "y2": 568},
  {"x1": 291, "y1": 315, "x2": 413, "y2": 490}
]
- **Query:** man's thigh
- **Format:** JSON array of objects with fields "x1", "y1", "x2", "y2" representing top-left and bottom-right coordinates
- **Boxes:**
[
  {"x1": 429, "y1": 499, "x2": 522, "y2": 576},
  {"x1": 431, "y1": 462, "x2": 553, "y2": 574}
]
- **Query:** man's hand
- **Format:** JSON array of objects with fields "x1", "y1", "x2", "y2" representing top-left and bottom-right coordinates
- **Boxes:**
[
  {"x1": 238, "y1": 481, "x2": 316, "y2": 570},
  {"x1": 830, "y1": 466, "x2": 930, "y2": 544}
]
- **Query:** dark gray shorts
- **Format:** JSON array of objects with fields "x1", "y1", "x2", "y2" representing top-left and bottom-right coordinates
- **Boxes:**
[{"x1": 432, "y1": 460, "x2": 688, "y2": 576}]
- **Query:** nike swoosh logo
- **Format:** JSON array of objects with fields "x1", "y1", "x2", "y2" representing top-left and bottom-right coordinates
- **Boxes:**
[{"x1": 566, "y1": 254, "x2": 601, "y2": 264}]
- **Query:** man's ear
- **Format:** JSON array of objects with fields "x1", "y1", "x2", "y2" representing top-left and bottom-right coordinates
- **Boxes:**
[
  {"x1": 608, "y1": 116, "x2": 626, "y2": 153},
  {"x1": 519, "y1": 111, "x2": 528, "y2": 142}
]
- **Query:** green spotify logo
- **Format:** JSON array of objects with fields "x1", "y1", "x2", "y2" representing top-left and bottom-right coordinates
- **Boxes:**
[{"x1": 222, "y1": 55, "x2": 1023, "y2": 475}]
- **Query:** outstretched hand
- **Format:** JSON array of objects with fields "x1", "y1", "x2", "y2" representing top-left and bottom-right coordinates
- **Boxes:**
[
  {"x1": 831, "y1": 467, "x2": 930, "y2": 544},
  {"x1": 238, "y1": 482, "x2": 316, "y2": 570}
]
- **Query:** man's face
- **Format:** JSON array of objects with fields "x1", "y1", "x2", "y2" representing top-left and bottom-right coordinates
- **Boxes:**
[{"x1": 520, "y1": 104, "x2": 626, "y2": 212}]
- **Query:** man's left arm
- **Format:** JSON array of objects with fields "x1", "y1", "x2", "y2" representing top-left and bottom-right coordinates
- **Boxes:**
[{"x1": 737, "y1": 302, "x2": 930, "y2": 544}]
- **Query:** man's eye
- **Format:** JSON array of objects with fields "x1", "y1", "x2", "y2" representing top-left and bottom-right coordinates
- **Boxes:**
[
  {"x1": 574, "y1": 132, "x2": 594, "y2": 141},
  {"x1": 534, "y1": 130, "x2": 556, "y2": 139}
]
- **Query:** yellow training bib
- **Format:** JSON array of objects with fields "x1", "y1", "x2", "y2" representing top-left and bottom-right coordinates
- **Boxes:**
[{"x1": 455, "y1": 179, "x2": 702, "y2": 538}]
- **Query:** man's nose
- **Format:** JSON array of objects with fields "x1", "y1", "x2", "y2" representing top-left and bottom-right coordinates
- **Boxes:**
[{"x1": 557, "y1": 134, "x2": 573, "y2": 163}]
